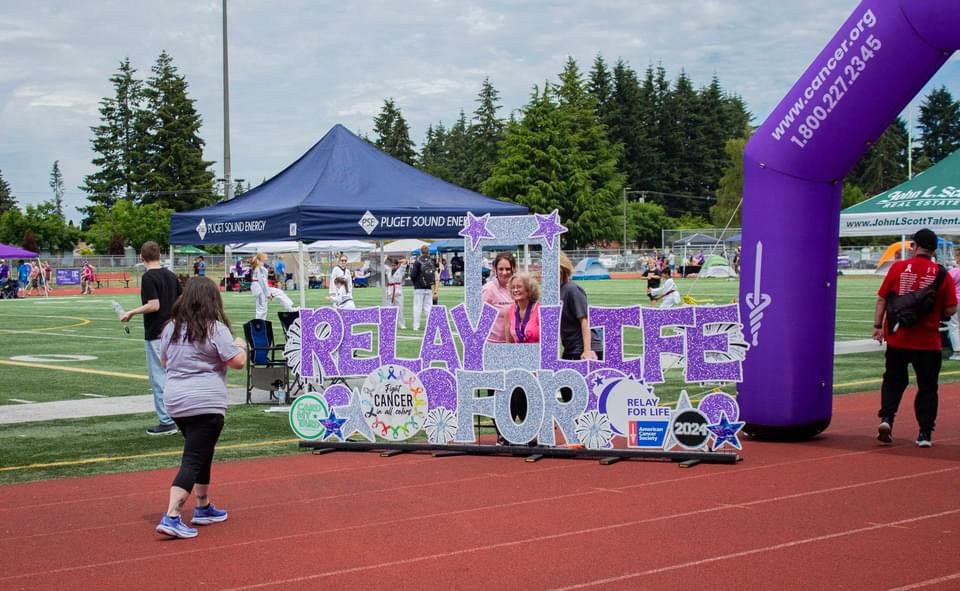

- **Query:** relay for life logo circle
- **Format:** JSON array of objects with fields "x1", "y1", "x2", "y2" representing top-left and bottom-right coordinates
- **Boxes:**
[{"x1": 360, "y1": 365, "x2": 428, "y2": 441}]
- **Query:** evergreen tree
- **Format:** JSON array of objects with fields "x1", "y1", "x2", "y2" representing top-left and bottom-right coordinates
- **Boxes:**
[
  {"x1": 588, "y1": 55, "x2": 613, "y2": 119},
  {"x1": 710, "y1": 133, "x2": 749, "y2": 227},
  {"x1": 721, "y1": 94, "x2": 753, "y2": 138},
  {"x1": 697, "y1": 77, "x2": 732, "y2": 198},
  {"x1": 50, "y1": 160, "x2": 65, "y2": 218},
  {"x1": 640, "y1": 65, "x2": 671, "y2": 194},
  {"x1": 659, "y1": 71, "x2": 705, "y2": 214},
  {"x1": 606, "y1": 60, "x2": 657, "y2": 196},
  {"x1": 373, "y1": 98, "x2": 416, "y2": 165},
  {"x1": 140, "y1": 51, "x2": 216, "y2": 211},
  {"x1": 915, "y1": 86, "x2": 960, "y2": 165},
  {"x1": 445, "y1": 111, "x2": 471, "y2": 187},
  {"x1": 849, "y1": 118, "x2": 908, "y2": 196},
  {"x1": 465, "y1": 78, "x2": 505, "y2": 191},
  {"x1": 484, "y1": 87, "x2": 571, "y2": 222},
  {"x1": 554, "y1": 57, "x2": 624, "y2": 246},
  {"x1": 0, "y1": 168, "x2": 16, "y2": 213},
  {"x1": 80, "y1": 58, "x2": 149, "y2": 225},
  {"x1": 419, "y1": 123, "x2": 452, "y2": 180},
  {"x1": 485, "y1": 62, "x2": 623, "y2": 248}
]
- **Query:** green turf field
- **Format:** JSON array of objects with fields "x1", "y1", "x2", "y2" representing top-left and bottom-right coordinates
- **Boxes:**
[{"x1": 1, "y1": 276, "x2": 956, "y2": 484}]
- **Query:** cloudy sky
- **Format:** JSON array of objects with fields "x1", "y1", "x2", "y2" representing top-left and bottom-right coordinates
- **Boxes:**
[{"x1": 2, "y1": 0, "x2": 958, "y2": 222}]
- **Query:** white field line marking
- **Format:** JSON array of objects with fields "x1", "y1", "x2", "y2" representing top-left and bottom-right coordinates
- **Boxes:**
[
  {"x1": 886, "y1": 572, "x2": 960, "y2": 591},
  {"x1": 7, "y1": 399, "x2": 35, "y2": 404},
  {"x1": 546, "y1": 509, "x2": 960, "y2": 591},
  {"x1": 78, "y1": 393, "x2": 108, "y2": 398},
  {"x1": 4, "y1": 466, "x2": 956, "y2": 583}
]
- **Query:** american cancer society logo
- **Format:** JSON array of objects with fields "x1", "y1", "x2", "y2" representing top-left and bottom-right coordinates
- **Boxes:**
[
  {"x1": 358, "y1": 210, "x2": 378, "y2": 235},
  {"x1": 196, "y1": 218, "x2": 207, "y2": 240}
]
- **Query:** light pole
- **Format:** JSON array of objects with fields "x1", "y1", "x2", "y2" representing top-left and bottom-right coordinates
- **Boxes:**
[
  {"x1": 222, "y1": 0, "x2": 233, "y2": 200},
  {"x1": 622, "y1": 187, "x2": 644, "y2": 255},
  {"x1": 622, "y1": 186, "x2": 630, "y2": 255}
]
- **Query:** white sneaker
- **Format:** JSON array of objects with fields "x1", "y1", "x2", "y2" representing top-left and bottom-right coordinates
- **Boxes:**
[{"x1": 950, "y1": 353, "x2": 960, "y2": 361}]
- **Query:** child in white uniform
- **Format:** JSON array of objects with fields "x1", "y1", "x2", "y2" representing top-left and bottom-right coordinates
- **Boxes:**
[
  {"x1": 250, "y1": 252, "x2": 296, "y2": 320},
  {"x1": 383, "y1": 257, "x2": 407, "y2": 328},
  {"x1": 330, "y1": 276, "x2": 356, "y2": 310},
  {"x1": 648, "y1": 273, "x2": 682, "y2": 308}
]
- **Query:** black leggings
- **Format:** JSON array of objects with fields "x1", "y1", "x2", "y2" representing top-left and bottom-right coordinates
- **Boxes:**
[{"x1": 171, "y1": 414, "x2": 224, "y2": 491}]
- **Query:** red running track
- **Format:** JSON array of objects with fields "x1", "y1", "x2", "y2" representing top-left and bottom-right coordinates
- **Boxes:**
[{"x1": 1, "y1": 386, "x2": 959, "y2": 590}]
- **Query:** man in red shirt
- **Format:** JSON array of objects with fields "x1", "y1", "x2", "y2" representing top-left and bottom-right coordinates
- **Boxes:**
[{"x1": 873, "y1": 228, "x2": 957, "y2": 447}]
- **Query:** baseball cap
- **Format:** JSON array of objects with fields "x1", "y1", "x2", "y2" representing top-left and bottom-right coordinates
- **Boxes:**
[{"x1": 912, "y1": 228, "x2": 937, "y2": 251}]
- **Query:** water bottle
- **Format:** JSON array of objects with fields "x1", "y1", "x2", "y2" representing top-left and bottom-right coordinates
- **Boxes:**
[{"x1": 112, "y1": 300, "x2": 130, "y2": 334}]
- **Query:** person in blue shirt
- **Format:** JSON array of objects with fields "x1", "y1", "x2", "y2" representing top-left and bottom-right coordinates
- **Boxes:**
[
  {"x1": 274, "y1": 257, "x2": 287, "y2": 287},
  {"x1": 17, "y1": 260, "x2": 31, "y2": 298}
]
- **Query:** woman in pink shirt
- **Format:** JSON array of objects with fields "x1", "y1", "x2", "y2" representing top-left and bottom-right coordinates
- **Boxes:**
[
  {"x1": 504, "y1": 272, "x2": 541, "y2": 344},
  {"x1": 480, "y1": 252, "x2": 515, "y2": 445},
  {"x1": 480, "y1": 252, "x2": 515, "y2": 343}
]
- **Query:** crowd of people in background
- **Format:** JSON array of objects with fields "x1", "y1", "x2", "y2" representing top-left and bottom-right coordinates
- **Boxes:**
[{"x1": 0, "y1": 258, "x2": 54, "y2": 298}]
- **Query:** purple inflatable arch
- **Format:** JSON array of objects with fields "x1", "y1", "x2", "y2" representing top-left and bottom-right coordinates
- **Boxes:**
[{"x1": 739, "y1": 0, "x2": 960, "y2": 438}]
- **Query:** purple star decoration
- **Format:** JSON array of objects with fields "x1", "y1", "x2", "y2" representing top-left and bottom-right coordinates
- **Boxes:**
[
  {"x1": 458, "y1": 212, "x2": 496, "y2": 251},
  {"x1": 528, "y1": 210, "x2": 567, "y2": 250}
]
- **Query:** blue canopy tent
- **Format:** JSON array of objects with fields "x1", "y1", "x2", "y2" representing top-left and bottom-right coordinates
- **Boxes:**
[
  {"x1": 171, "y1": 124, "x2": 526, "y2": 306},
  {"x1": 170, "y1": 124, "x2": 527, "y2": 245},
  {"x1": 423, "y1": 238, "x2": 466, "y2": 255}
]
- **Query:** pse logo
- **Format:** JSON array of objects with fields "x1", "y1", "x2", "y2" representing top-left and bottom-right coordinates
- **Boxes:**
[{"x1": 671, "y1": 409, "x2": 710, "y2": 450}]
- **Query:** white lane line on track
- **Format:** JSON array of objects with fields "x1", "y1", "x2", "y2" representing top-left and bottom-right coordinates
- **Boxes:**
[
  {"x1": 547, "y1": 509, "x2": 960, "y2": 590},
  {"x1": 886, "y1": 572, "x2": 960, "y2": 591},
  {"x1": 3, "y1": 465, "x2": 957, "y2": 584}
]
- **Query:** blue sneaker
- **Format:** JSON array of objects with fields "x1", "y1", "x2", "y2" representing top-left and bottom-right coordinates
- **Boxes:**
[
  {"x1": 156, "y1": 514, "x2": 198, "y2": 539},
  {"x1": 192, "y1": 503, "x2": 229, "y2": 525}
]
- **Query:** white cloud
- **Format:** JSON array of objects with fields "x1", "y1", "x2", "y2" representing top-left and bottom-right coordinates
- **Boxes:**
[{"x1": 459, "y1": 6, "x2": 504, "y2": 34}]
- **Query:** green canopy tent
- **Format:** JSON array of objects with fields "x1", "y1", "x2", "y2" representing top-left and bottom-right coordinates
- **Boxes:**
[
  {"x1": 174, "y1": 246, "x2": 208, "y2": 255},
  {"x1": 839, "y1": 148, "x2": 960, "y2": 238}
]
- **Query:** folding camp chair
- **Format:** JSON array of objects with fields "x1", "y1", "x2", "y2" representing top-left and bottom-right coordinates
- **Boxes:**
[{"x1": 243, "y1": 319, "x2": 290, "y2": 404}]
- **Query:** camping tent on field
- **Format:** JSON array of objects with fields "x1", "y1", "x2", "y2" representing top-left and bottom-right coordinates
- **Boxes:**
[
  {"x1": 170, "y1": 124, "x2": 527, "y2": 245},
  {"x1": 699, "y1": 254, "x2": 736, "y2": 278},
  {"x1": 572, "y1": 257, "x2": 610, "y2": 280},
  {"x1": 839, "y1": 147, "x2": 960, "y2": 238},
  {"x1": 875, "y1": 237, "x2": 954, "y2": 273}
]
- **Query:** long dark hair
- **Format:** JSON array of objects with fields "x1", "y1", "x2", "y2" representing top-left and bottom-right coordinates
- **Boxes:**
[{"x1": 168, "y1": 277, "x2": 232, "y2": 343}]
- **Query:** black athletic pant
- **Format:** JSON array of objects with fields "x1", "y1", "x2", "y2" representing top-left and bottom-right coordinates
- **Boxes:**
[
  {"x1": 171, "y1": 414, "x2": 225, "y2": 491},
  {"x1": 878, "y1": 346, "x2": 941, "y2": 432},
  {"x1": 558, "y1": 350, "x2": 604, "y2": 402}
]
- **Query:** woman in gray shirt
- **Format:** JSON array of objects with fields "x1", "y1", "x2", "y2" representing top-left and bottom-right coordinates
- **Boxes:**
[{"x1": 155, "y1": 277, "x2": 246, "y2": 539}]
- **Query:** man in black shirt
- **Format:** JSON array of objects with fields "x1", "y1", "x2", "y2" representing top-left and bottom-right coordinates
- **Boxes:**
[{"x1": 121, "y1": 241, "x2": 183, "y2": 435}]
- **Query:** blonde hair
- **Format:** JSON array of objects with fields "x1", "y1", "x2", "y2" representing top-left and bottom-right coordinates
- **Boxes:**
[
  {"x1": 249, "y1": 252, "x2": 266, "y2": 268},
  {"x1": 510, "y1": 272, "x2": 541, "y2": 303},
  {"x1": 559, "y1": 252, "x2": 574, "y2": 284}
]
